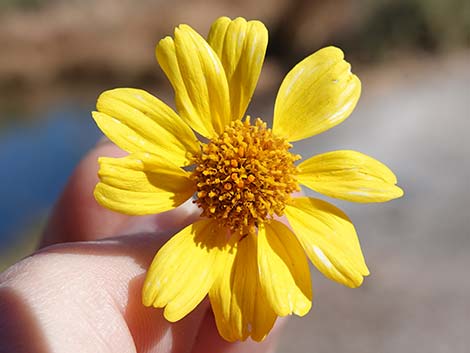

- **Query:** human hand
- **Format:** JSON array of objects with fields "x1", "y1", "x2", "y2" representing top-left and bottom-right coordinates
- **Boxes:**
[{"x1": 0, "y1": 141, "x2": 283, "y2": 353}]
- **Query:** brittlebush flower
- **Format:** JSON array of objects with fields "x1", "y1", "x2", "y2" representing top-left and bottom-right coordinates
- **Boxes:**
[{"x1": 92, "y1": 16, "x2": 403, "y2": 342}]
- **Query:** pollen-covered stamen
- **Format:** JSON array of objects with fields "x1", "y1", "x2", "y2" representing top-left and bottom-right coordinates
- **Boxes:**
[{"x1": 191, "y1": 117, "x2": 300, "y2": 235}]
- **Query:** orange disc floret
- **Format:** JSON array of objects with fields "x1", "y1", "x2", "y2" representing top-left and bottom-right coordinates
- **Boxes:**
[{"x1": 191, "y1": 117, "x2": 300, "y2": 235}]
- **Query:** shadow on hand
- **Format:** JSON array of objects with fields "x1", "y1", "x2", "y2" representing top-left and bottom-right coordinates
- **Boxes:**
[{"x1": 0, "y1": 287, "x2": 50, "y2": 353}]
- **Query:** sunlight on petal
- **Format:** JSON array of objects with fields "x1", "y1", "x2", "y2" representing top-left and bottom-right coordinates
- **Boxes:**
[
  {"x1": 273, "y1": 46, "x2": 361, "y2": 142},
  {"x1": 286, "y1": 197, "x2": 369, "y2": 287}
]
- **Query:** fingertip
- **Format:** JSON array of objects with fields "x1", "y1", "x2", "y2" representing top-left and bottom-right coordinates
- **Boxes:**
[{"x1": 40, "y1": 141, "x2": 129, "y2": 247}]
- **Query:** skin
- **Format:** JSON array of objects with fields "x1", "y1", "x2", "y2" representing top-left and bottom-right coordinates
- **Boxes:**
[{"x1": 0, "y1": 141, "x2": 284, "y2": 353}]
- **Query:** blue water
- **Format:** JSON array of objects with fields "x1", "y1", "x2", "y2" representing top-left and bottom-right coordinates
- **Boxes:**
[{"x1": 0, "y1": 105, "x2": 102, "y2": 247}]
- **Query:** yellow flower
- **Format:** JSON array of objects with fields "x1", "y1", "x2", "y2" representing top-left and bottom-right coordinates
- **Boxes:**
[{"x1": 92, "y1": 16, "x2": 403, "y2": 342}]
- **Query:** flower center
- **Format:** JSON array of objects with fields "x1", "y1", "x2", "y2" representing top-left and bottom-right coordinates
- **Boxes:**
[{"x1": 191, "y1": 117, "x2": 300, "y2": 235}]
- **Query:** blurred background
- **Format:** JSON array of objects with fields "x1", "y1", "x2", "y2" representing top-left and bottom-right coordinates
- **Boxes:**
[{"x1": 0, "y1": 0, "x2": 469, "y2": 351}]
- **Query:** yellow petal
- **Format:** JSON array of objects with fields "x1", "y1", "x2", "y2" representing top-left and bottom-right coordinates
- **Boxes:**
[
  {"x1": 209, "y1": 233, "x2": 277, "y2": 342},
  {"x1": 252, "y1": 285, "x2": 277, "y2": 342},
  {"x1": 297, "y1": 150, "x2": 404, "y2": 202},
  {"x1": 156, "y1": 24, "x2": 231, "y2": 138},
  {"x1": 93, "y1": 88, "x2": 199, "y2": 166},
  {"x1": 257, "y1": 221, "x2": 312, "y2": 317},
  {"x1": 272, "y1": 46, "x2": 361, "y2": 142},
  {"x1": 285, "y1": 197, "x2": 369, "y2": 288},
  {"x1": 94, "y1": 152, "x2": 195, "y2": 215},
  {"x1": 209, "y1": 240, "x2": 238, "y2": 341},
  {"x1": 142, "y1": 220, "x2": 227, "y2": 322},
  {"x1": 208, "y1": 16, "x2": 268, "y2": 121}
]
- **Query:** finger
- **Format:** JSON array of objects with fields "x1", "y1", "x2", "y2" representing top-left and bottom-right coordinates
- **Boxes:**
[
  {"x1": 40, "y1": 140, "x2": 130, "y2": 247},
  {"x1": 41, "y1": 140, "x2": 202, "y2": 248},
  {"x1": 1, "y1": 229, "x2": 208, "y2": 353}
]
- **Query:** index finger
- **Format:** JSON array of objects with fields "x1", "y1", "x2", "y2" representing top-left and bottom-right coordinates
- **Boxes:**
[{"x1": 40, "y1": 141, "x2": 129, "y2": 247}]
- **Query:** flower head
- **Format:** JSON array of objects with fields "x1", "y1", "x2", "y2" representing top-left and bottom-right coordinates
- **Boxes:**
[{"x1": 92, "y1": 16, "x2": 403, "y2": 342}]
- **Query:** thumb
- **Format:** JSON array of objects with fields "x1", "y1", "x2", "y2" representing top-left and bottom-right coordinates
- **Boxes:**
[{"x1": 1, "y1": 223, "x2": 207, "y2": 353}]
